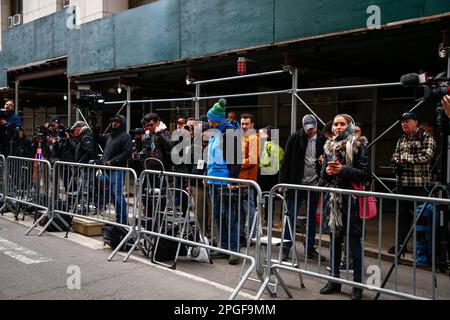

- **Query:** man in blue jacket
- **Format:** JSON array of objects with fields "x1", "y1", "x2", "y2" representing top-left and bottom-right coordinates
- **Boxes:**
[
  {"x1": 0, "y1": 100, "x2": 23, "y2": 156},
  {"x1": 207, "y1": 99, "x2": 242, "y2": 265},
  {"x1": 97, "y1": 115, "x2": 132, "y2": 225}
]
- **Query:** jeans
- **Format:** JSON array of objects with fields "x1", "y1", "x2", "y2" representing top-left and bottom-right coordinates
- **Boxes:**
[
  {"x1": 240, "y1": 189, "x2": 255, "y2": 239},
  {"x1": 210, "y1": 185, "x2": 238, "y2": 252},
  {"x1": 107, "y1": 170, "x2": 128, "y2": 225},
  {"x1": 329, "y1": 232, "x2": 362, "y2": 283},
  {"x1": 173, "y1": 176, "x2": 188, "y2": 216},
  {"x1": 284, "y1": 190, "x2": 319, "y2": 253}
]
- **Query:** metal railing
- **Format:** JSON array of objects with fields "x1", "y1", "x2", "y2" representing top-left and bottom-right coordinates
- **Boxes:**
[
  {"x1": 130, "y1": 169, "x2": 262, "y2": 300},
  {"x1": 256, "y1": 183, "x2": 450, "y2": 300},
  {"x1": 44, "y1": 161, "x2": 138, "y2": 261},
  {"x1": 3, "y1": 157, "x2": 52, "y2": 236},
  {"x1": 0, "y1": 155, "x2": 5, "y2": 212}
]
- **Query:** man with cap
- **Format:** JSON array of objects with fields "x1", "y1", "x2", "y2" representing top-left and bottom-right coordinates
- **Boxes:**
[
  {"x1": 389, "y1": 111, "x2": 436, "y2": 254},
  {"x1": 280, "y1": 114, "x2": 327, "y2": 261},
  {"x1": 71, "y1": 121, "x2": 97, "y2": 164},
  {"x1": 206, "y1": 98, "x2": 242, "y2": 265}
]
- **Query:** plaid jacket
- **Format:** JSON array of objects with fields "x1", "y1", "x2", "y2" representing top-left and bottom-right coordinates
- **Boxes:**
[{"x1": 391, "y1": 129, "x2": 436, "y2": 187}]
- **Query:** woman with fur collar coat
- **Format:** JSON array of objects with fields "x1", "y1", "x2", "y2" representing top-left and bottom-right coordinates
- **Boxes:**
[{"x1": 319, "y1": 114, "x2": 371, "y2": 300}]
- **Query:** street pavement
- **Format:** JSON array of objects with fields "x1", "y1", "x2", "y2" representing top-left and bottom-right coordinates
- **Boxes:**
[{"x1": 1, "y1": 213, "x2": 448, "y2": 300}]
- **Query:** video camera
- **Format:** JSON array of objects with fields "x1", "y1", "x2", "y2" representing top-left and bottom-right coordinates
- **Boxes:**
[
  {"x1": 77, "y1": 91, "x2": 105, "y2": 109},
  {"x1": 400, "y1": 72, "x2": 450, "y2": 102},
  {"x1": 0, "y1": 108, "x2": 7, "y2": 119}
]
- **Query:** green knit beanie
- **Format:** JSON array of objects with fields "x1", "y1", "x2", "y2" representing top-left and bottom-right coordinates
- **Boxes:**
[{"x1": 207, "y1": 98, "x2": 227, "y2": 123}]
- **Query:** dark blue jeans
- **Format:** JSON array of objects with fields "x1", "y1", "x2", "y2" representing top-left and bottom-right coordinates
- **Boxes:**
[
  {"x1": 210, "y1": 185, "x2": 238, "y2": 252},
  {"x1": 284, "y1": 190, "x2": 319, "y2": 253},
  {"x1": 329, "y1": 232, "x2": 362, "y2": 283},
  {"x1": 239, "y1": 189, "x2": 255, "y2": 239},
  {"x1": 105, "y1": 170, "x2": 128, "y2": 225}
]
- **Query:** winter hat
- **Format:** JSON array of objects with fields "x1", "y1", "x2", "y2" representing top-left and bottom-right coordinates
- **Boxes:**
[{"x1": 207, "y1": 98, "x2": 227, "y2": 123}]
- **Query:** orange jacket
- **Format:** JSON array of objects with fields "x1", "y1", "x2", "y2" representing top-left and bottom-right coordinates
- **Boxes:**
[{"x1": 238, "y1": 132, "x2": 260, "y2": 182}]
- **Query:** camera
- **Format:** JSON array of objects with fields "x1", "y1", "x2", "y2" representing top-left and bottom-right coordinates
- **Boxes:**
[
  {"x1": 76, "y1": 91, "x2": 105, "y2": 109},
  {"x1": 391, "y1": 159, "x2": 406, "y2": 176},
  {"x1": 130, "y1": 128, "x2": 145, "y2": 136},
  {"x1": 400, "y1": 72, "x2": 450, "y2": 102},
  {"x1": 0, "y1": 108, "x2": 7, "y2": 119}
]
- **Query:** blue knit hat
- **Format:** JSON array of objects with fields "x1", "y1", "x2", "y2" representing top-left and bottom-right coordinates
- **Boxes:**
[{"x1": 207, "y1": 98, "x2": 227, "y2": 123}]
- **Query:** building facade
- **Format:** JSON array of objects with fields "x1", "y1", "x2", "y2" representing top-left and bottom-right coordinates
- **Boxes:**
[{"x1": 0, "y1": 0, "x2": 450, "y2": 189}]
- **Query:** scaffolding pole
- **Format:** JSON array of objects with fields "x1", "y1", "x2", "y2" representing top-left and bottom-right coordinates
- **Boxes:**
[
  {"x1": 291, "y1": 68, "x2": 298, "y2": 134},
  {"x1": 191, "y1": 69, "x2": 288, "y2": 85}
]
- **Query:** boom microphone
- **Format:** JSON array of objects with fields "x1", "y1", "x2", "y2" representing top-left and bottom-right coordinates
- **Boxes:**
[{"x1": 400, "y1": 73, "x2": 428, "y2": 88}]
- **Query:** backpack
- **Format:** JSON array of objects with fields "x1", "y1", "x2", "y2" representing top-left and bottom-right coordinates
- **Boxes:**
[
  {"x1": 102, "y1": 225, "x2": 134, "y2": 251},
  {"x1": 34, "y1": 200, "x2": 73, "y2": 232}
]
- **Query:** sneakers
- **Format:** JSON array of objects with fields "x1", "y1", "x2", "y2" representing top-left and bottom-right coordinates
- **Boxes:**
[
  {"x1": 388, "y1": 245, "x2": 408, "y2": 255},
  {"x1": 228, "y1": 255, "x2": 242, "y2": 265},
  {"x1": 306, "y1": 249, "x2": 327, "y2": 262},
  {"x1": 210, "y1": 251, "x2": 229, "y2": 260},
  {"x1": 326, "y1": 261, "x2": 354, "y2": 273}
]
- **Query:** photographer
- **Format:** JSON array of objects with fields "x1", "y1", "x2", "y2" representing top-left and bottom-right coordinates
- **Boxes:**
[
  {"x1": 71, "y1": 121, "x2": 97, "y2": 164},
  {"x1": 390, "y1": 112, "x2": 436, "y2": 254},
  {"x1": 47, "y1": 117, "x2": 76, "y2": 164},
  {"x1": 0, "y1": 100, "x2": 23, "y2": 156},
  {"x1": 12, "y1": 127, "x2": 32, "y2": 158},
  {"x1": 141, "y1": 113, "x2": 173, "y2": 171}
]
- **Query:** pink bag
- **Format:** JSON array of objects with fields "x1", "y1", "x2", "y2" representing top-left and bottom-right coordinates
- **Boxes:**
[{"x1": 351, "y1": 183, "x2": 378, "y2": 220}]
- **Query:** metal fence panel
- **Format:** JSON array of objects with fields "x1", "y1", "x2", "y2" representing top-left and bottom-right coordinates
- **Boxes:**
[
  {"x1": 47, "y1": 161, "x2": 138, "y2": 261},
  {"x1": 0, "y1": 155, "x2": 5, "y2": 212},
  {"x1": 4, "y1": 157, "x2": 52, "y2": 236},
  {"x1": 257, "y1": 183, "x2": 450, "y2": 300},
  {"x1": 134, "y1": 169, "x2": 262, "y2": 300}
]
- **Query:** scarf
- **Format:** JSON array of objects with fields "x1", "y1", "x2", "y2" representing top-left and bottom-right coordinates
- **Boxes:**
[{"x1": 325, "y1": 133, "x2": 368, "y2": 233}]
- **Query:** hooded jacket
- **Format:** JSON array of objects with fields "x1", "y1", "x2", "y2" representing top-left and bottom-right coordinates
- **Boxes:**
[{"x1": 97, "y1": 115, "x2": 132, "y2": 167}]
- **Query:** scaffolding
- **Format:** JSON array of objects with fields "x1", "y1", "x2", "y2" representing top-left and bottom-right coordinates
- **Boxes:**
[{"x1": 102, "y1": 66, "x2": 435, "y2": 193}]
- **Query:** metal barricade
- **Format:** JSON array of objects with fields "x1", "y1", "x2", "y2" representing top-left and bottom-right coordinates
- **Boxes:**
[
  {"x1": 0, "y1": 155, "x2": 5, "y2": 212},
  {"x1": 44, "y1": 161, "x2": 138, "y2": 261},
  {"x1": 131, "y1": 169, "x2": 262, "y2": 300},
  {"x1": 256, "y1": 184, "x2": 450, "y2": 300},
  {"x1": 3, "y1": 157, "x2": 52, "y2": 235}
]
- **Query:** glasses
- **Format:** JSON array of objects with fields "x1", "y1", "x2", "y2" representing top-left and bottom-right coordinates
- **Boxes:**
[{"x1": 146, "y1": 122, "x2": 156, "y2": 128}]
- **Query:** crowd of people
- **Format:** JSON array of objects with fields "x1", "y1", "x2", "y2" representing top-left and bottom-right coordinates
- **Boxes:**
[{"x1": 1, "y1": 95, "x2": 450, "y2": 299}]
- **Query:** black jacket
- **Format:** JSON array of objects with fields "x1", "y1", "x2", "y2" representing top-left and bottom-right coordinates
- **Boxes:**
[
  {"x1": 143, "y1": 129, "x2": 173, "y2": 171},
  {"x1": 279, "y1": 129, "x2": 326, "y2": 184},
  {"x1": 75, "y1": 128, "x2": 97, "y2": 163},
  {"x1": 97, "y1": 115, "x2": 132, "y2": 167},
  {"x1": 12, "y1": 137, "x2": 32, "y2": 158}
]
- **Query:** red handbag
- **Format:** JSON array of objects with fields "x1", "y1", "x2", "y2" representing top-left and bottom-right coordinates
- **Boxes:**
[{"x1": 351, "y1": 183, "x2": 378, "y2": 220}]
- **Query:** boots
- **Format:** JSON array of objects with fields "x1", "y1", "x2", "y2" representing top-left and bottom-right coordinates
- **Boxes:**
[
  {"x1": 320, "y1": 281, "x2": 342, "y2": 295},
  {"x1": 352, "y1": 287, "x2": 363, "y2": 300}
]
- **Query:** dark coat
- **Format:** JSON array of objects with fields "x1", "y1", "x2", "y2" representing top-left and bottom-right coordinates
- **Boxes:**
[
  {"x1": 279, "y1": 129, "x2": 326, "y2": 184},
  {"x1": 320, "y1": 135, "x2": 371, "y2": 237},
  {"x1": 75, "y1": 128, "x2": 97, "y2": 163},
  {"x1": 97, "y1": 115, "x2": 132, "y2": 167}
]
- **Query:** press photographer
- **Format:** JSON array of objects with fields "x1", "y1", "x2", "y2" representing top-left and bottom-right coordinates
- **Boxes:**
[
  {"x1": 0, "y1": 100, "x2": 23, "y2": 156},
  {"x1": 47, "y1": 117, "x2": 76, "y2": 164}
]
